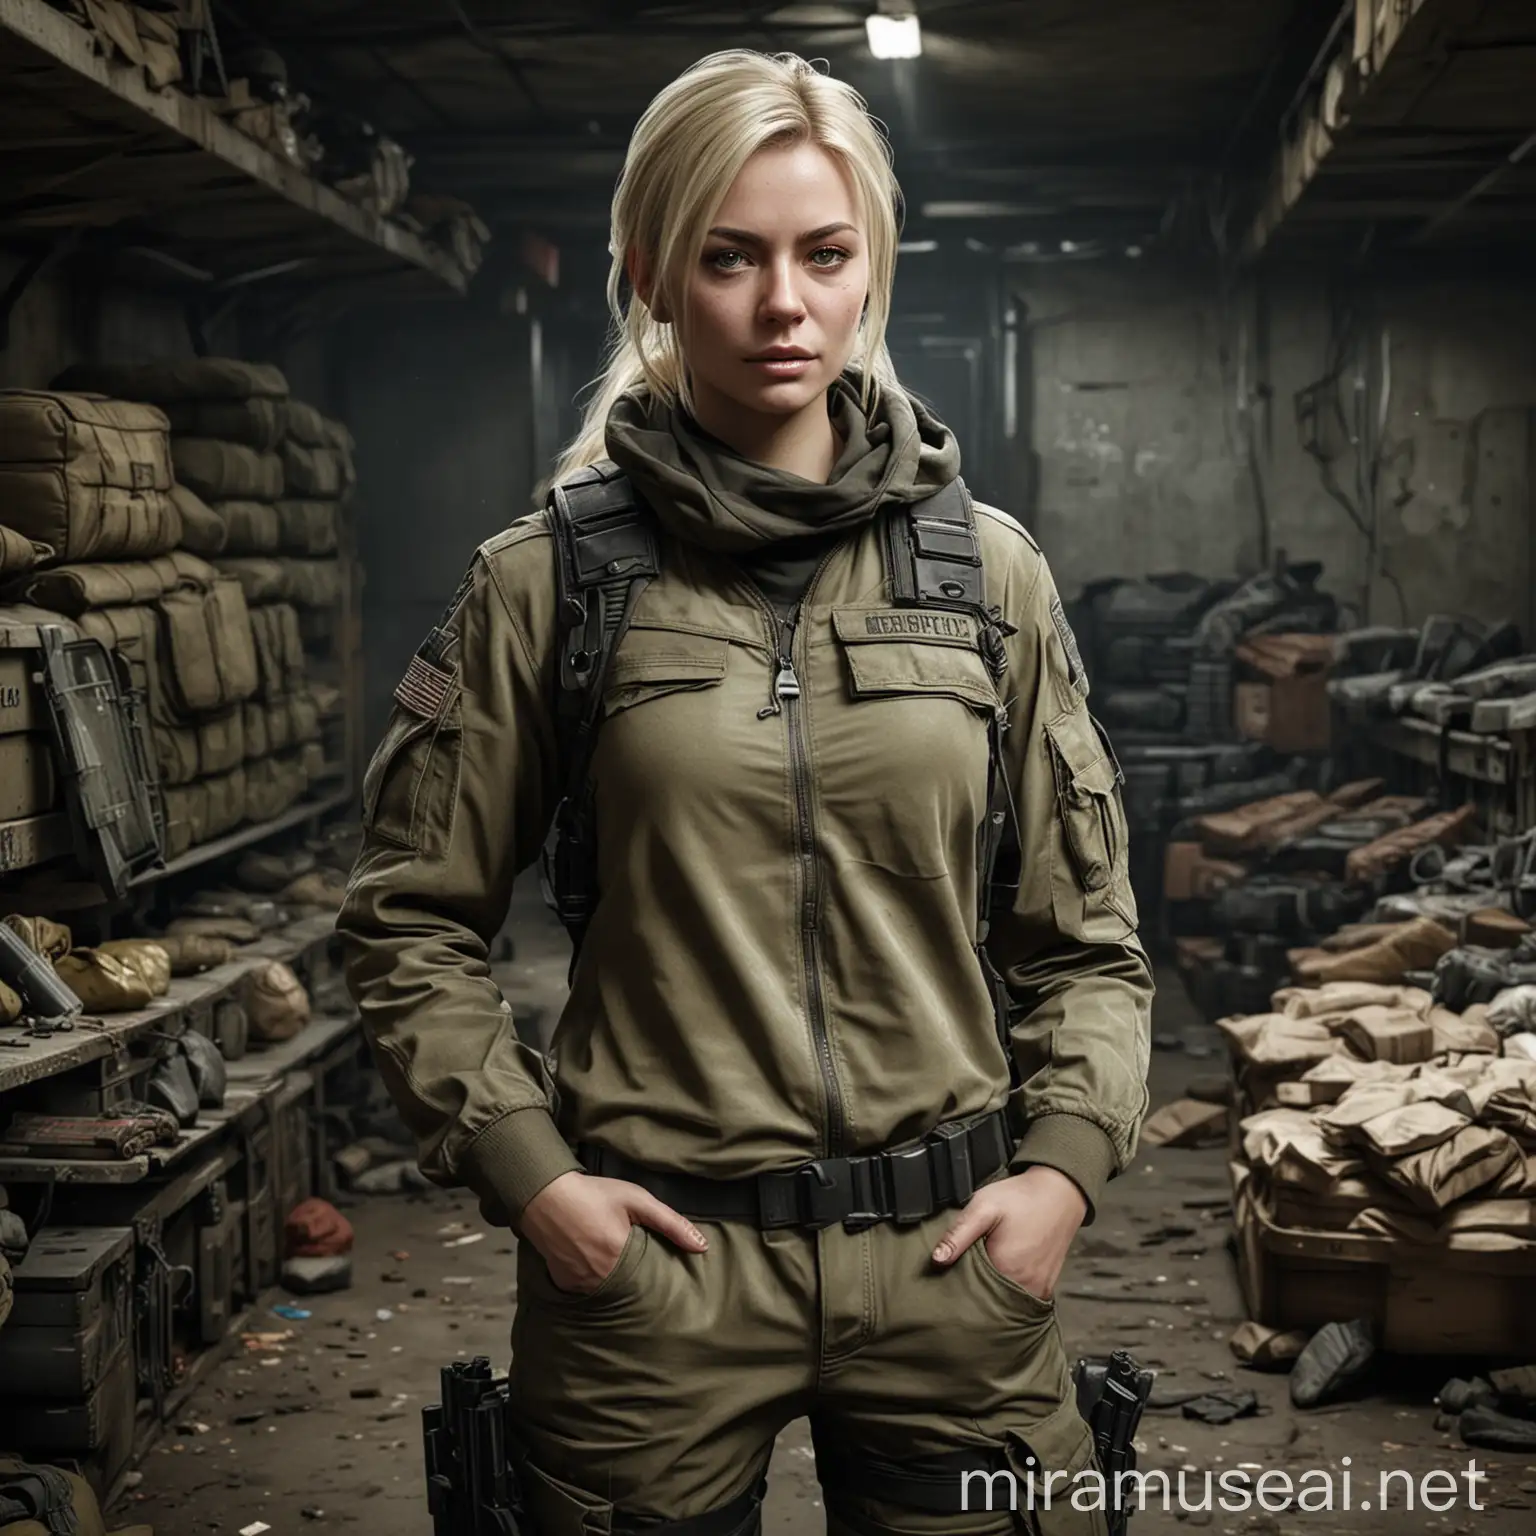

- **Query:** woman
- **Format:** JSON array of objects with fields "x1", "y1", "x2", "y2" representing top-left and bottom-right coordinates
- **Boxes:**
[{"x1": 340, "y1": 48, "x2": 1152, "y2": 1536}]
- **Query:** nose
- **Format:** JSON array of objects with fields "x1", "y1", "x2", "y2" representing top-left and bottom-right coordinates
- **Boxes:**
[{"x1": 758, "y1": 254, "x2": 806, "y2": 326}]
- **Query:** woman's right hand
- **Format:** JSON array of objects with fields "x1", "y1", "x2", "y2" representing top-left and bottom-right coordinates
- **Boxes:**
[{"x1": 519, "y1": 1170, "x2": 709, "y2": 1295}]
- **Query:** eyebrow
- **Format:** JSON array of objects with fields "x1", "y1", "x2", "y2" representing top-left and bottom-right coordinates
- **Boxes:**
[{"x1": 706, "y1": 222, "x2": 858, "y2": 245}]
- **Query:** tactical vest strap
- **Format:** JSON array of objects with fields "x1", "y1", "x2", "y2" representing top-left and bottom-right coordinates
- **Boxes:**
[
  {"x1": 544, "y1": 461, "x2": 658, "y2": 956},
  {"x1": 885, "y1": 476, "x2": 986, "y2": 613}
]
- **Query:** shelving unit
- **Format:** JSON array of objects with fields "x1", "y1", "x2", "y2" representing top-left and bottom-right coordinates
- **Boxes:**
[{"x1": 0, "y1": 0, "x2": 468, "y2": 296}]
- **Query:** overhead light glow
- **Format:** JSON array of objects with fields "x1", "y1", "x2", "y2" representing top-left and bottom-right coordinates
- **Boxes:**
[
  {"x1": 1059, "y1": 239, "x2": 1077, "y2": 254},
  {"x1": 1126, "y1": 244, "x2": 1144, "y2": 258},
  {"x1": 897, "y1": 239, "x2": 938, "y2": 253},
  {"x1": 866, "y1": 12, "x2": 922, "y2": 59}
]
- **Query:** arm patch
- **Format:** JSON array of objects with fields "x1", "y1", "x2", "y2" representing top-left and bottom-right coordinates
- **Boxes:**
[{"x1": 1049, "y1": 594, "x2": 1090, "y2": 699}]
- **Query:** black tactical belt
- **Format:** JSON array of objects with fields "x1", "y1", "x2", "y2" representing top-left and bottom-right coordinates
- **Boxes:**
[{"x1": 575, "y1": 1109, "x2": 1014, "y2": 1232}]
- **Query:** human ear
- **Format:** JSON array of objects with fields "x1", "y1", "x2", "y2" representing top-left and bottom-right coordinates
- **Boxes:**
[{"x1": 625, "y1": 248, "x2": 672, "y2": 324}]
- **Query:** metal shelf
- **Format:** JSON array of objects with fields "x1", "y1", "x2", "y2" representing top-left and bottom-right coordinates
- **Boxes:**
[{"x1": 0, "y1": 0, "x2": 468, "y2": 295}]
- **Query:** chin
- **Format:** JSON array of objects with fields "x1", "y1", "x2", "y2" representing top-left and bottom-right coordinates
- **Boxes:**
[{"x1": 730, "y1": 369, "x2": 830, "y2": 417}]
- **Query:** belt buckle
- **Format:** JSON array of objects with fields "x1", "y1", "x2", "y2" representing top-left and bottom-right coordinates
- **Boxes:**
[
  {"x1": 800, "y1": 1160, "x2": 848, "y2": 1230},
  {"x1": 841, "y1": 1156, "x2": 886, "y2": 1233}
]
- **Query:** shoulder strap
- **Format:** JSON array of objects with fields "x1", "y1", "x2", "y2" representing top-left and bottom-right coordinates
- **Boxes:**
[
  {"x1": 542, "y1": 461, "x2": 658, "y2": 958},
  {"x1": 887, "y1": 477, "x2": 1022, "y2": 1093}
]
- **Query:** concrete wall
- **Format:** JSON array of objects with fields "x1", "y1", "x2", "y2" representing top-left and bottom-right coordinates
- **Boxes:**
[
  {"x1": 1011, "y1": 261, "x2": 1536, "y2": 637},
  {"x1": 335, "y1": 295, "x2": 538, "y2": 746}
]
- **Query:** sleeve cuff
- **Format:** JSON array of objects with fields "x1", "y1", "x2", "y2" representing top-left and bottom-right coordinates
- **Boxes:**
[
  {"x1": 1010, "y1": 1113, "x2": 1119, "y2": 1225},
  {"x1": 461, "y1": 1105, "x2": 583, "y2": 1226}
]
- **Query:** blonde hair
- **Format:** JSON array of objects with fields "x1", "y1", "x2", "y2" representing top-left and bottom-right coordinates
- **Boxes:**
[{"x1": 551, "y1": 49, "x2": 903, "y2": 484}]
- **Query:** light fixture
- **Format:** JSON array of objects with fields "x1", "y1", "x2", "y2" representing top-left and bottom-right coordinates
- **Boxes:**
[
  {"x1": 867, "y1": 4, "x2": 922, "y2": 59},
  {"x1": 897, "y1": 239, "x2": 938, "y2": 253},
  {"x1": 1059, "y1": 239, "x2": 1077, "y2": 254}
]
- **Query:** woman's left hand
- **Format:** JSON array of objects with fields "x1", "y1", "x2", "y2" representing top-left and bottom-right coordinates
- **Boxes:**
[{"x1": 930, "y1": 1165, "x2": 1088, "y2": 1301}]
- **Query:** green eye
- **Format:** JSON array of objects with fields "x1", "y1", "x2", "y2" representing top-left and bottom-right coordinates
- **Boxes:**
[
  {"x1": 709, "y1": 249, "x2": 745, "y2": 271},
  {"x1": 810, "y1": 247, "x2": 850, "y2": 268}
]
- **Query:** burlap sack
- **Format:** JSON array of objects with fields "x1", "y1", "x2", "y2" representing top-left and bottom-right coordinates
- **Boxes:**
[
  {"x1": 8, "y1": 552, "x2": 190, "y2": 615},
  {"x1": 172, "y1": 438, "x2": 284, "y2": 503},
  {"x1": 0, "y1": 390, "x2": 180, "y2": 563},
  {"x1": 241, "y1": 959, "x2": 310, "y2": 1043},
  {"x1": 290, "y1": 689, "x2": 322, "y2": 745},
  {"x1": 275, "y1": 602, "x2": 306, "y2": 689},
  {"x1": 245, "y1": 754, "x2": 306, "y2": 820},
  {"x1": 321, "y1": 413, "x2": 356, "y2": 456},
  {"x1": 156, "y1": 577, "x2": 260, "y2": 715},
  {"x1": 203, "y1": 763, "x2": 248, "y2": 837},
  {"x1": 280, "y1": 440, "x2": 346, "y2": 499},
  {"x1": 283, "y1": 399, "x2": 329, "y2": 446},
  {"x1": 97, "y1": 938, "x2": 172, "y2": 998},
  {"x1": 276, "y1": 558, "x2": 342, "y2": 608},
  {"x1": 300, "y1": 740, "x2": 326, "y2": 782},
  {"x1": 166, "y1": 914, "x2": 261, "y2": 944},
  {"x1": 53, "y1": 356, "x2": 289, "y2": 403},
  {"x1": 0, "y1": 525, "x2": 50, "y2": 578},
  {"x1": 165, "y1": 397, "x2": 287, "y2": 449},
  {"x1": 198, "y1": 708, "x2": 246, "y2": 776},
  {"x1": 156, "y1": 932, "x2": 235, "y2": 975},
  {"x1": 275, "y1": 500, "x2": 340, "y2": 555},
  {"x1": 55, "y1": 948, "x2": 155, "y2": 1012},
  {"x1": 265, "y1": 697, "x2": 294, "y2": 753},
  {"x1": 215, "y1": 556, "x2": 287, "y2": 605},
  {"x1": 162, "y1": 779, "x2": 209, "y2": 857},
  {"x1": 281, "y1": 869, "x2": 347, "y2": 910},
  {"x1": 237, "y1": 846, "x2": 316, "y2": 892},
  {"x1": 2, "y1": 913, "x2": 73, "y2": 962},
  {"x1": 155, "y1": 722, "x2": 201, "y2": 787},
  {"x1": 171, "y1": 482, "x2": 228, "y2": 556},
  {"x1": 244, "y1": 698, "x2": 270, "y2": 759},
  {"x1": 217, "y1": 499, "x2": 282, "y2": 555},
  {"x1": 0, "y1": 977, "x2": 22, "y2": 1026}
]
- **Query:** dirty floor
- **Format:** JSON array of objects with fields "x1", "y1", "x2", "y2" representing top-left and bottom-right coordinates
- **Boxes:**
[{"x1": 124, "y1": 889, "x2": 1536, "y2": 1536}]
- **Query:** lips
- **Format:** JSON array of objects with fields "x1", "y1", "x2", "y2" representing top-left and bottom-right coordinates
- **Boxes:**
[{"x1": 749, "y1": 348, "x2": 814, "y2": 361}]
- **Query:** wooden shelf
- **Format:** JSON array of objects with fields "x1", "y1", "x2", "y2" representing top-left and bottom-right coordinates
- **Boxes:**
[
  {"x1": 128, "y1": 787, "x2": 354, "y2": 888},
  {"x1": 1374, "y1": 716, "x2": 1513, "y2": 785},
  {"x1": 0, "y1": 0, "x2": 468, "y2": 295},
  {"x1": 0, "y1": 910, "x2": 337, "y2": 1095}
]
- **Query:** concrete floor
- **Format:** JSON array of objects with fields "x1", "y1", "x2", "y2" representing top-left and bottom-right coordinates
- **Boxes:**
[{"x1": 123, "y1": 887, "x2": 1536, "y2": 1536}]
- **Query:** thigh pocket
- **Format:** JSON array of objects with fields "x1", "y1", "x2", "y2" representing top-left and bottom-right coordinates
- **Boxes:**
[
  {"x1": 970, "y1": 1238, "x2": 1056, "y2": 1318},
  {"x1": 1042, "y1": 709, "x2": 1136, "y2": 938}
]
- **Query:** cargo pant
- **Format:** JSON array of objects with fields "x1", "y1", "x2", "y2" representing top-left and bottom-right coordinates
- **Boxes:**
[{"x1": 507, "y1": 1189, "x2": 1107, "y2": 1536}]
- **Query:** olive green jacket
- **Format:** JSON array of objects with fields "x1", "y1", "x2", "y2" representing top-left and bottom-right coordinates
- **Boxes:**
[{"x1": 338, "y1": 500, "x2": 1153, "y2": 1227}]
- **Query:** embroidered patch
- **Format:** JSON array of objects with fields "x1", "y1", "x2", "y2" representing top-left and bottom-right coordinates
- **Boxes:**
[
  {"x1": 1049, "y1": 595, "x2": 1090, "y2": 699},
  {"x1": 833, "y1": 608, "x2": 978, "y2": 647},
  {"x1": 395, "y1": 652, "x2": 455, "y2": 719}
]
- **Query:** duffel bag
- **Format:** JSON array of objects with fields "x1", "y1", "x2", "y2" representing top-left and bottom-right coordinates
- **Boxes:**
[
  {"x1": 0, "y1": 390, "x2": 180, "y2": 563},
  {"x1": 280, "y1": 440, "x2": 346, "y2": 499},
  {"x1": 247, "y1": 606, "x2": 285, "y2": 701},
  {"x1": 153, "y1": 723, "x2": 200, "y2": 786},
  {"x1": 266, "y1": 695, "x2": 294, "y2": 753},
  {"x1": 172, "y1": 438, "x2": 284, "y2": 503},
  {"x1": 8, "y1": 552, "x2": 185, "y2": 615},
  {"x1": 274, "y1": 602, "x2": 306, "y2": 691},
  {"x1": 165, "y1": 396, "x2": 286, "y2": 449},
  {"x1": 53, "y1": 356, "x2": 289, "y2": 403},
  {"x1": 171, "y1": 482, "x2": 228, "y2": 556},
  {"x1": 284, "y1": 399, "x2": 328, "y2": 446},
  {"x1": 217, "y1": 499, "x2": 281, "y2": 554},
  {"x1": 275, "y1": 500, "x2": 339, "y2": 556},
  {"x1": 290, "y1": 689, "x2": 322, "y2": 745}
]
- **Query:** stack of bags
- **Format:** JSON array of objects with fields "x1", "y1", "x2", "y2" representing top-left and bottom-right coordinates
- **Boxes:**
[
  {"x1": 1224, "y1": 976, "x2": 1536, "y2": 1253},
  {"x1": 53, "y1": 357, "x2": 350, "y2": 830},
  {"x1": 1167, "y1": 776, "x2": 1487, "y2": 1021},
  {"x1": 0, "y1": 387, "x2": 261, "y2": 858}
]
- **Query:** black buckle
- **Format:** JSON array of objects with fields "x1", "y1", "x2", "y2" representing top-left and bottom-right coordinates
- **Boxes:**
[
  {"x1": 885, "y1": 1144, "x2": 935, "y2": 1223},
  {"x1": 928, "y1": 1122, "x2": 975, "y2": 1205}
]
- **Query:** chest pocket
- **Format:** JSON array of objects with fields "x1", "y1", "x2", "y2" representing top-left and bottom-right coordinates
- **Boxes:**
[
  {"x1": 601, "y1": 623, "x2": 730, "y2": 717},
  {"x1": 831, "y1": 607, "x2": 998, "y2": 712}
]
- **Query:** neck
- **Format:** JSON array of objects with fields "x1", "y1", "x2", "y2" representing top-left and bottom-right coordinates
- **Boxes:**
[{"x1": 688, "y1": 378, "x2": 838, "y2": 483}]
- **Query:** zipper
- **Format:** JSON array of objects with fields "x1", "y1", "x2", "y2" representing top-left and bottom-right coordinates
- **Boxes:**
[{"x1": 742, "y1": 552, "x2": 846, "y2": 1158}]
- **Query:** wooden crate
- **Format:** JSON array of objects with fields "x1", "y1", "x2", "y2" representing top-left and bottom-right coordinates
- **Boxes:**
[{"x1": 1232, "y1": 1166, "x2": 1536, "y2": 1356}]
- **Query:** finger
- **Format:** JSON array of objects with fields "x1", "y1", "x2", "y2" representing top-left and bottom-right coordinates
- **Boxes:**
[
  {"x1": 626, "y1": 1187, "x2": 708, "y2": 1250},
  {"x1": 932, "y1": 1199, "x2": 998, "y2": 1264}
]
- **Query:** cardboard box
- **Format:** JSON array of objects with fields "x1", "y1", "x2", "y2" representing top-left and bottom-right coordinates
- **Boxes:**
[{"x1": 1234, "y1": 632, "x2": 1336, "y2": 752}]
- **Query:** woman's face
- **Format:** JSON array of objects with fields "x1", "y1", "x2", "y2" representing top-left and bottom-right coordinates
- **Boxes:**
[{"x1": 672, "y1": 141, "x2": 870, "y2": 424}]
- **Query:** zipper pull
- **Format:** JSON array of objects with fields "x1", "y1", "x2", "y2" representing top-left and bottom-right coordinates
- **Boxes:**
[{"x1": 757, "y1": 655, "x2": 800, "y2": 719}]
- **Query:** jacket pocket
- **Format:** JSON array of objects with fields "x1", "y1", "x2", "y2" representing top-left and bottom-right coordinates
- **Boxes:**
[
  {"x1": 1044, "y1": 708, "x2": 1136, "y2": 934},
  {"x1": 831, "y1": 607, "x2": 999, "y2": 710},
  {"x1": 360, "y1": 703, "x2": 461, "y2": 855},
  {"x1": 601, "y1": 625, "x2": 729, "y2": 716}
]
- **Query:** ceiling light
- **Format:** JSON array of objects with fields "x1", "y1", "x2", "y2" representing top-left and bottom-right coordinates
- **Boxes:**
[
  {"x1": 1059, "y1": 240, "x2": 1076, "y2": 254},
  {"x1": 921, "y1": 200, "x2": 1047, "y2": 219},
  {"x1": 897, "y1": 239, "x2": 937, "y2": 253},
  {"x1": 1126, "y1": 244, "x2": 1144, "y2": 258},
  {"x1": 866, "y1": 9, "x2": 922, "y2": 59}
]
